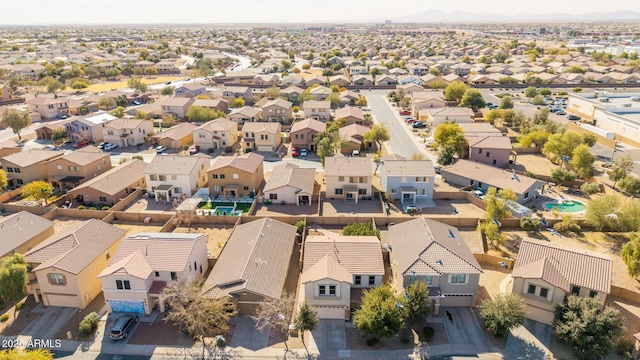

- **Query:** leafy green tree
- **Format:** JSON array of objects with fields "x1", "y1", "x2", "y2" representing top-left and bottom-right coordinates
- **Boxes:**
[
  {"x1": 479, "y1": 294, "x2": 526, "y2": 337},
  {"x1": 143, "y1": 66, "x2": 158, "y2": 77},
  {"x1": 620, "y1": 175, "x2": 640, "y2": 199},
  {"x1": 232, "y1": 98, "x2": 245, "y2": 108},
  {"x1": 185, "y1": 106, "x2": 225, "y2": 122},
  {"x1": 0, "y1": 169, "x2": 7, "y2": 190},
  {"x1": 459, "y1": 89, "x2": 486, "y2": 110},
  {"x1": 342, "y1": 222, "x2": 380, "y2": 239},
  {"x1": 550, "y1": 168, "x2": 577, "y2": 186},
  {"x1": 369, "y1": 67, "x2": 381, "y2": 76},
  {"x1": 1, "y1": 109, "x2": 32, "y2": 142},
  {"x1": 364, "y1": 124, "x2": 390, "y2": 150},
  {"x1": 517, "y1": 129, "x2": 550, "y2": 147},
  {"x1": 0, "y1": 254, "x2": 28, "y2": 303},
  {"x1": 571, "y1": 144, "x2": 595, "y2": 179},
  {"x1": 127, "y1": 77, "x2": 148, "y2": 93},
  {"x1": 524, "y1": 86, "x2": 538, "y2": 98},
  {"x1": 608, "y1": 156, "x2": 634, "y2": 189},
  {"x1": 531, "y1": 94, "x2": 546, "y2": 105},
  {"x1": 580, "y1": 182, "x2": 601, "y2": 195},
  {"x1": 295, "y1": 301, "x2": 319, "y2": 343},
  {"x1": 109, "y1": 106, "x2": 126, "y2": 118},
  {"x1": 586, "y1": 195, "x2": 621, "y2": 231},
  {"x1": 39, "y1": 77, "x2": 65, "y2": 95},
  {"x1": 265, "y1": 86, "x2": 280, "y2": 99},
  {"x1": 434, "y1": 122, "x2": 467, "y2": 157},
  {"x1": 437, "y1": 144, "x2": 457, "y2": 166},
  {"x1": 404, "y1": 281, "x2": 432, "y2": 322},
  {"x1": 444, "y1": 82, "x2": 468, "y2": 102},
  {"x1": 98, "y1": 97, "x2": 116, "y2": 110},
  {"x1": 582, "y1": 133, "x2": 597, "y2": 147},
  {"x1": 483, "y1": 187, "x2": 516, "y2": 222},
  {"x1": 555, "y1": 296, "x2": 623, "y2": 360},
  {"x1": 520, "y1": 217, "x2": 541, "y2": 231},
  {"x1": 499, "y1": 96, "x2": 514, "y2": 109},
  {"x1": 543, "y1": 131, "x2": 586, "y2": 165},
  {"x1": 160, "y1": 86, "x2": 174, "y2": 96},
  {"x1": 355, "y1": 95, "x2": 368, "y2": 107},
  {"x1": 20, "y1": 181, "x2": 54, "y2": 205},
  {"x1": 70, "y1": 78, "x2": 90, "y2": 90},
  {"x1": 314, "y1": 133, "x2": 335, "y2": 167},
  {"x1": 539, "y1": 88, "x2": 552, "y2": 96},
  {"x1": 353, "y1": 285, "x2": 406, "y2": 339},
  {"x1": 51, "y1": 128, "x2": 68, "y2": 144},
  {"x1": 115, "y1": 94, "x2": 129, "y2": 108},
  {"x1": 622, "y1": 233, "x2": 640, "y2": 278}
]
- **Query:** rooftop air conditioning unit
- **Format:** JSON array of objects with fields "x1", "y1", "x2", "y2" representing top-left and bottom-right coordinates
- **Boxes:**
[
  {"x1": 630, "y1": 97, "x2": 640, "y2": 102},
  {"x1": 623, "y1": 103, "x2": 632, "y2": 107}
]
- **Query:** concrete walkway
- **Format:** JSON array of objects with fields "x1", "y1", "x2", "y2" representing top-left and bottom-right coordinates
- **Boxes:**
[{"x1": 499, "y1": 274, "x2": 513, "y2": 294}]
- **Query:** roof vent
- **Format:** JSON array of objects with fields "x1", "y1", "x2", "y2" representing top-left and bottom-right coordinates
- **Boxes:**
[{"x1": 436, "y1": 258, "x2": 443, "y2": 266}]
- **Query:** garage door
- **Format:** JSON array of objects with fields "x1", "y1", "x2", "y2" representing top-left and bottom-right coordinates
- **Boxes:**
[
  {"x1": 257, "y1": 145, "x2": 273, "y2": 152},
  {"x1": 109, "y1": 300, "x2": 145, "y2": 314},
  {"x1": 44, "y1": 293, "x2": 80, "y2": 308},
  {"x1": 314, "y1": 305, "x2": 348, "y2": 320},
  {"x1": 525, "y1": 305, "x2": 554, "y2": 325},
  {"x1": 440, "y1": 294, "x2": 474, "y2": 307}
]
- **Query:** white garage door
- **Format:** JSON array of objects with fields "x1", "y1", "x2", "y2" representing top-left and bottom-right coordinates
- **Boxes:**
[
  {"x1": 440, "y1": 294, "x2": 474, "y2": 307},
  {"x1": 44, "y1": 293, "x2": 80, "y2": 308},
  {"x1": 525, "y1": 305, "x2": 554, "y2": 325},
  {"x1": 314, "y1": 305, "x2": 347, "y2": 320},
  {"x1": 257, "y1": 145, "x2": 273, "y2": 152}
]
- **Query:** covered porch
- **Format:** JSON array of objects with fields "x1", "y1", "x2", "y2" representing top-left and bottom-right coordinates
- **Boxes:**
[
  {"x1": 149, "y1": 280, "x2": 168, "y2": 313},
  {"x1": 119, "y1": 133, "x2": 132, "y2": 148},
  {"x1": 343, "y1": 185, "x2": 359, "y2": 204},
  {"x1": 153, "y1": 184, "x2": 174, "y2": 203},
  {"x1": 400, "y1": 186, "x2": 417, "y2": 205},
  {"x1": 51, "y1": 175, "x2": 84, "y2": 192},
  {"x1": 297, "y1": 191, "x2": 312, "y2": 206},
  {"x1": 222, "y1": 184, "x2": 240, "y2": 199}
]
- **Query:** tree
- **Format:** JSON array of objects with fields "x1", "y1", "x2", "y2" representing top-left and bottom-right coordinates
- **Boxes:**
[
  {"x1": 586, "y1": 195, "x2": 621, "y2": 231},
  {"x1": 185, "y1": 106, "x2": 225, "y2": 122},
  {"x1": 1, "y1": 109, "x2": 32, "y2": 141},
  {"x1": 373, "y1": 151, "x2": 382, "y2": 175},
  {"x1": 444, "y1": 82, "x2": 468, "y2": 102},
  {"x1": 520, "y1": 217, "x2": 541, "y2": 231},
  {"x1": 232, "y1": 98, "x2": 245, "y2": 108},
  {"x1": 135, "y1": 110, "x2": 148, "y2": 119},
  {"x1": 478, "y1": 221, "x2": 508, "y2": 248},
  {"x1": 342, "y1": 222, "x2": 380, "y2": 238},
  {"x1": 555, "y1": 296, "x2": 623, "y2": 360},
  {"x1": 543, "y1": 131, "x2": 586, "y2": 165},
  {"x1": 327, "y1": 92, "x2": 341, "y2": 109},
  {"x1": 39, "y1": 77, "x2": 65, "y2": 95},
  {"x1": 531, "y1": 94, "x2": 546, "y2": 105},
  {"x1": 539, "y1": 88, "x2": 552, "y2": 96},
  {"x1": 550, "y1": 168, "x2": 577, "y2": 186},
  {"x1": 143, "y1": 66, "x2": 158, "y2": 77},
  {"x1": 479, "y1": 294, "x2": 526, "y2": 337},
  {"x1": 0, "y1": 348, "x2": 53, "y2": 360},
  {"x1": 160, "y1": 86, "x2": 174, "y2": 96},
  {"x1": 353, "y1": 285, "x2": 406, "y2": 339},
  {"x1": 0, "y1": 169, "x2": 7, "y2": 190},
  {"x1": 355, "y1": 95, "x2": 368, "y2": 107},
  {"x1": 404, "y1": 281, "x2": 432, "y2": 322},
  {"x1": 252, "y1": 292, "x2": 295, "y2": 335},
  {"x1": 483, "y1": 187, "x2": 517, "y2": 222},
  {"x1": 524, "y1": 86, "x2": 538, "y2": 98},
  {"x1": 295, "y1": 301, "x2": 319, "y2": 343},
  {"x1": 499, "y1": 96, "x2": 514, "y2": 109},
  {"x1": 434, "y1": 122, "x2": 466, "y2": 156},
  {"x1": 51, "y1": 128, "x2": 68, "y2": 144},
  {"x1": 265, "y1": 86, "x2": 280, "y2": 99},
  {"x1": 109, "y1": 106, "x2": 126, "y2": 118},
  {"x1": 459, "y1": 89, "x2": 486, "y2": 110},
  {"x1": 98, "y1": 97, "x2": 116, "y2": 111},
  {"x1": 571, "y1": 144, "x2": 595, "y2": 179},
  {"x1": 580, "y1": 182, "x2": 601, "y2": 195},
  {"x1": 20, "y1": 181, "x2": 54, "y2": 205},
  {"x1": 0, "y1": 254, "x2": 28, "y2": 304},
  {"x1": 622, "y1": 233, "x2": 640, "y2": 278},
  {"x1": 364, "y1": 124, "x2": 390, "y2": 150},
  {"x1": 517, "y1": 129, "x2": 550, "y2": 147},
  {"x1": 127, "y1": 77, "x2": 148, "y2": 93},
  {"x1": 70, "y1": 78, "x2": 90, "y2": 91},
  {"x1": 115, "y1": 94, "x2": 129, "y2": 108},
  {"x1": 162, "y1": 277, "x2": 237, "y2": 360},
  {"x1": 437, "y1": 144, "x2": 457, "y2": 166},
  {"x1": 608, "y1": 156, "x2": 633, "y2": 189},
  {"x1": 620, "y1": 175, "x2": 640, "y2": 199},
  {"x1": 314, "y1": 135, "x2": 334, "y2": 167}
]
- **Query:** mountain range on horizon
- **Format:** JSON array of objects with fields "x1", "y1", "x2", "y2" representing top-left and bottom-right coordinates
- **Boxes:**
[{"x1": 381, "y1": 9, "x2": 640, "y2": 23}]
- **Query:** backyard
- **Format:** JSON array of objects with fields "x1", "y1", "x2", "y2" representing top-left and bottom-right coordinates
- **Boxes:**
[
  {"x1": 173, "y1": 225, "x2": 233, "y2": 259},
  {"x1": 198, "y1": 201, "x2": 252, "y2": 215}
]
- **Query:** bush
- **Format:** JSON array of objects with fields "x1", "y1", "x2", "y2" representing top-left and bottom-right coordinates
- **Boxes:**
[
  {"x1": 422, "y1": 326, "x2": 435, "y2": 340},
  {"x1": 554, "y1": 216, "x2": 581, "y2": 234},
  {"x1": 101, "y1": 206, "x2": 110, "y2": 211},
  {"x1": 0, "y1": 314, "x2": 9, "y2": 322},
  {"x1": 216, "y1": 336, "x2": 227, "y2": 347},
  {"x1": 295, "y1": 220, "x2": 305, "y2": 236},
  {"x1": 15, "y1": 302, "x2": 24, "y2": 310},
  {"x1": 77, "y1": 205, "x2": 86, "y2": 210},
  {"x1": 79, "y1": 312, "x2": 100, "y2": 336},
  {"x1": 616, "y1": 338, "x2": 634, "y2": 356},
  {"x1": 580, "y1": 182, "x2": 601, "y2": 195},
  {"x1": 520, "y1": 217, "x2": 540, "y2": 231},
  {"x1": 89, "y1": 206, "x2": 97, "y2": 210},
  {"x1": 224, "y1": 147, "x2": 233, "y2": 153},
  {"x1": 342, "y1": 222, "x2": 380, "y2": 239},
  {"x1": 366, "y1": 337, "x2": 380, "y2": 346}
]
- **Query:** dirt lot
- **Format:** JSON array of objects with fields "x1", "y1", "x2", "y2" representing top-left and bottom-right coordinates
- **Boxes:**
[
  {"x1": 112, "y1": 221, "x2": 165, "y2": 237},
  {"x1": 0, "y1": 296, "x2": 39, "y2": 336},
  {"x1": 85, "y1": 76, "x2": 182, "y2": 92},
  {"x1": 477, "y1": 263, "x2": 511, "y2": 303},
  {"x1": 322, "y1": 198, "x2": 383, "y2": 216},
  {"x1": 512, "y1": 154, "x2": 553, "y2": 177},
  {"x1": 173, "y1": 225, "x2": 232, "y2": 259},
  {"x1": 53, "y1": 216, "x2": 91, "y2": 231}
]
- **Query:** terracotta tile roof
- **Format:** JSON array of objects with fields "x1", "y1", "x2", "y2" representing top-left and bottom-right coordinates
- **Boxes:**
[
  {"x1": 302, "y1": 233, "x2": 384, "y2": 276},
  {"x1": 512, "y1": 238, "x2": 611, "y2": 294},
  {"x1": 69, "y1": 159, "x2": 147, "y2": 196},
  {"x1": 0, "y1": 211, "x2": 54, "y2": 258},
  {"x1": 389, "y1": 218, "x2": 482, "y2": 277},
  {"x1": 301, "y1": 255, "x2": 353, "y2": 283},
  {"x1": 202, "y1": 218, "x2": 296, "y2": 300},
  {"x1": 441, "y1": 159, "x2": 541, "y2": 195},
  {"x1": 208, "y1": 152, "x2": 264, "y2": 173},
  {"x1": 324, "y1": 155, "x2": 373, "y2": 177},
  {"x1": 98, "y1": 250, "x2": 152, "y2": 279},
  {"x1": 382, "y1": 159, "x2": 435, "y2": 177},
  {"x1": 25, "y1": 219, "x2": 126, "y2": 274},
  {"x1": 290, "y1": 118, "x2": 326, "y2": 134},
  {"x1": 263, "y1": 163, "x2": 316, "y2": 194}
]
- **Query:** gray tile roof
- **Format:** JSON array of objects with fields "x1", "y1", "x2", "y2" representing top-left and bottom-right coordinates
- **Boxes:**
[
  {"x1": 389, "y1": 218, "x2": 482, "y2": 277},
  {"x1": 382, "y1": 159, "x2": 435, "y2": 177},
  {"x1": 202, "y1": 218, "x2": 296, "y2": 300},
  {"x1": 324, "y1": 155, "x2": 373, "y2": 177},
  {"x1": 69, "y1": 159, "x2": 147, "y2": 196},
  {"x1": 263, "y1": 163, "x2": 316, "y2": 194},
  {"x1": 0, "y1": 211, "x2": 54, "y2": 258}
]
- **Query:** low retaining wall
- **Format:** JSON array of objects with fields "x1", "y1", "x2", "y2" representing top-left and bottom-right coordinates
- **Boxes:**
[
  {"x1": 110, "y1": 189, "x2": 143, "y2": 212},
  {"x1": 474, "y1": 253, "x2": 515, "y2": 269},
  {"x1": 610, "y1": 285, "x2": 640, "y2": 304},
  {"x1": 433, "y1": 191, "x2": 467, "y2": 200},
  {"x1": 0, "y1": 188, "x2": 22, "y2": 203}
]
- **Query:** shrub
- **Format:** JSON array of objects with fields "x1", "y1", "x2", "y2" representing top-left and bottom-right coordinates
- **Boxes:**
[
  {"x1": 216, "y1": 336, "x2": 227, "y2": 347},
  {"x1": 295, "y1": 220, "x2": 305, "y2": 236},
  {"x1": 15, "y1": 302, "x2": 24, "y2": 310},
  {"x1": 616, "y1": 338, "x2": 634, "y2": 356},
  {"x1": 0, "y1": 314, "x2": 9, "y2": 322},
  {"x1": 422, "y1": 326, "x2": 435, "y2": 340},
  {"x1": 77, "y1": 205, "x2": 86, "y2": 210},
  {"x1": 580, "y1": 182, "x2": 601, "y2": 195},
  {"x1": 342, "y1": 222, "x2": 380, "y2": 239},
  {"x1": 89, "y1": 206, "x2": 97, "y2": 210},
  {"x1": 520, "y1": 217, "x2": 540, "y2": 231},
  {"x1": 101, "y1": 206, "x2": 110, "y2": 211},
  {"x1": 366, "y1": 337, "x2": 380, "y2": 346},
  {"x1": 554, "y1": 215, "x2": 581, "y2": 234},
  {"x1": 79, "y1": 312, "x2": 100, "y2": 336}
]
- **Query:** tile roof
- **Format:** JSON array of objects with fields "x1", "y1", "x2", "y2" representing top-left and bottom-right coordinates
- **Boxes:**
[
  {"x1": 151, "y1": 122, "x2": 198, "y2": 141},
  {"x1": 144, "y1": 154, "x2": 209, "y2": 176},
  {"x1": 105, "y1": 119, "x2": 147, "y2": 130},
  {"x1": 0, "y1": 211, "x2": 54, "y2": 258},
  {"x1": 69, "y1": 159, "x2": 147, "y2": 196},
  {"x1": 241, "y1": 121, "x2": 280, "y2": 134},
  {"x1": 1, "y1": 149, "x2": 64, "y2": 167},
  {"x1": 339, "y1": 124, "x2": 370, "y2": 144},
  {"x1": 160, "y1": 97, "x2": 194, "y2": 107},
  {"x1": 512, "y1": 238, "x2": 611, "y2": 294},
  {"x1": 52, "y1": 147, "x2": 109, "y2": 166},
  {"x1": 382, "y1": 159, "x2": 435, "y2": 177},
  {"x1": 324, "y1": 155, "x2": 373, "y2": 177},
  {"x1": 301, "y1": 255, "x2": 353, "y2": 283},
  {"x1": 263, "y1": 163, "x2": 316, "y2": 194},
  {"x1": 290, "y1": 118, "x2": 326, "y2": 134},
  {"x1": 208, "y1": 152, "x2": 264, "y2": 173},
  {"x1": 441, "y1": 159, "x2": 541, "y2": 195},
  {"x1": 466, "y1": 136, "x2": 513, "y2": 150},
  {"x1": 98, "y1": 250, "x2": 153, "y2": 279},
  {"x1": 389, "y1": 218, "x2": 482, "y2": 277},
  {"x1": 302, "y1": 233, "x2": 384, "y2": 276},
  {"x1": 229, "y1": 106, "x2": 261, "y2": 118},
  {"x1": 302, "y1": 100, "x2": 330, "y2": 110},
  {"x1": 427, "y1": 107, "x2": 475, "y2": 117},
  {"x1": 202, "y1": 218, "x2": 296, "y2": 299},
  {"x1": 262, "y1": 98, "x2": 292, "y2": 109},
  {"x1": 335, "y1": 106, "x2": 364, "y2": 120},
  {"x1": 195, "y1": 118, "x2": 237, "y2": 132},
  {"x1": 25, "y1": 219, "x2": 126, "y2": 274}
]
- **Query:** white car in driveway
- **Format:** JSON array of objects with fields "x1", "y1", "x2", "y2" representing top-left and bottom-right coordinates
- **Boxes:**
[
  {"x1": 103, "y1": 143, "x2": 118, "y2": 151},
  {"x1": 155, "y1": 145, "x2": 167, "y2": 153}
]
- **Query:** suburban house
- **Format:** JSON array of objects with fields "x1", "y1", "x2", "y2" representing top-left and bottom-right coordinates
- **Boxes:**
[
  {"x1": 174, "y1": 83, "x2": 207, "y2": 98},
  {"x1": 262, "y1": 163, "x2": 316, "y2": 206},
  {"x1": 45, "y1": 146, "x2": 112, "y2": 191},
  {"x1": 222, "y1": 86, "x2": 252, "y2": 104},
  {"x1": 325, "y1": 155, "x2": 373, "y2": 203},
  {"x1": 466, "y1": 136, "x2": 513, "y2": 168},
  {"x1": 35, "y1": 121, "x2": 71, "y2": 140},
  {"x1": 389, "y1": 218, "x2": 483, "y2": 314},
  {"x1": 160, "y1": 97, "x2": 195, "y2": 119},
  {"x1": 335, "y1": 106, "x2": 366, "y2": 126},
  {"x1": 192, "y1": 118, "x2": 238, "y2": 151},
  {"x1": 0, "y1": 211, "x2": 54, "y2": 259},
  {"x1": 425, "y1": 107, "x2": 475, "y2": 126},
  {"x1": 281, "y1": 86, "x2": 304, "y2": 103},
  {"x1": 0, "y1": 140, "x2": 21, "y2": 159},
  {"x1": 191, "y1": 98, "x2": 229, "y2": 114},
  {"x1": 441, "y1": 159, "x2": 543, "y2": 203},
  {"x1": 309, "y1": 86, "x2": 332, "y2": 100},
  {"x1": 300, "y1": 232, "x2": 384, "y2": 319},
  {"x1": 261, "y1": 99, "x2": 293, "y2": 124},
  {"x1": 413, "y1": 92, "x2": 447, "y2": 118},
  {"x1": 253, "y1": 74, "x2": 279, "y2": 86},
  {"x1": 241, "y1": 122, "x2": 282, "y2": 152},
  {"x1": 228, "y1": 106, "x2": 261, "y2": 125},
  {"x1": 290, "y1": 118, "x2": 326, "y2": 151},
  {"x1": 381, "y1": 156, "x2": 435, "y2": 206},
  {"x1": 202, "y1": 218, "x2": 296, "y2": 314},
  {"x1": 98, "y1": 233, "x2": 208, "y2": 315},
  {"x1": 339, "y1": 124, "x2": 373, "y2": 154},
  {"x1": 303, "y1": 100, "x2": 331, "y2": 122},
  {"x1": 151, "y1": 122, "x2": 197, "y2": 150},
  {"x1": 207, "y1": 152, "x2": 264, "y2": 198},
  {"x1": 28, "y1": 95, "x2": 70, "y2": 120},
  {"x1": 24, "y1": 219, "x2": 126, "y2": 309},
  {"x1": 0, "y1": 149, "x2": 64, "y2": 188},
  {"x1": 65, "y1": 113, "x2": 116, "y2": 144},
  {"x1": 68, "y1": 159, "x2": 147, "y2": 206},
  {"x1": 102, "y1": 119, "x2": 153, "y2": 148},
  {"x1": 145, "y1": 154, "x2": 210, "y2": 203},
  {"x1": 329, "y1": 75, "x2": 351, "y2": 87},
  {"x1": 511, "y1": 238, "x2": 612, "y2": 325},
  {"x1": 457, "y1": 123, "x2": 503, "y2": 137}
]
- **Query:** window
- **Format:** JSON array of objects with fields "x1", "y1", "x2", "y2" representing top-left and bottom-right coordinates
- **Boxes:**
[
  {"x1": 349, "y1": 177, "x2": 357, "y2": 183},
  {"x1": 539, "y1": 287, "x2": 549, "y2": 298},
  {"x1": 199, "y1": 133, "x2": 206, "y2": 139},
  {"x1": 214, "y1": 186, "x2": 220, "y2": 191},
  {"x1": 359, "y1": 177, "x2": 366, "y2": 183},
  {"x1": 329, "y1": 285, "x2": 336, "y2": 295},
  {"x1": 220, "y1": 174, "x2": 226, "y2": 179},
  {"x1": 391, "y1": 188, "x2": 397, "y2": 194},
  {"x1": 486, "y1": 152, "x2": 490, "y2": 158},
  {"x1": 355, "y1": 275, "x2": 361, "y2": 285},
  {"x1": 115, "y1": 280, "x2": 130, "y2": 290},
  {"x1": 243, "y1": 186, "x2": 249, "y2": 191},
  {"x1": 319, "y1": 285, "x2": 326, "y2": 295},
  {"x1": 450, "y1": 274, "x2": 466, "y2": 284},
  {"x1": 57, "y1": 164, "x2": 62, "y2": 170},
  {"x1": 158, "y1": 175, "x2": 166, "y2": 181},
  {"x1": 335, "y1": 189, "x2": 343, "y2": 195},
  {"x1": 338, "y1": 176, "x2": 344, "y2": 182},
  {"x1": 74, "y1": 166, "x2": 79, "y2": 172},
  {"x1": 155, "y1": 271, "x2": 160, "y2": 277},
  {"x1": 98, "y1": 164, "x2": 102, "y2": 170},
  {"x1": 211, "y1": 174, "x2": 218, "y2": 179},
  {"x1": 171, "y1": 175, "x2": 177, "y2": 180},
  {"x1": 571, "y1": 285, "x2": 581, "y2": 296},
  {"x1": 68, "y1": 166, "x2": 73, "y2": 171},
  {"x1": 403, "y1": 193, "x2": 412, "y2": 199},
  {"x1": 478, "y1": 148, "x2": 483, "y2": 154},
  {"x1": 589, "y1": 290, "x2": 598, "y2": 298},
  {"x1": 425, "y1": 276, "x2": 432, "y2": 286},
  {"x1": 16, "y1": 179, "x2": 23, "y2": 185},
  {"x1": 269, "y1": 193, "x2": 278, "y2": 200},
  {"x1": 233, "y1": 173, "x2": 239, "y2": 179},
  {"x1": 368, "y1": 276, "x2": 375, "y2": 285},
  {"x1": 358, "y1": 188, "x2": 367, "y2": 195},
  {"x1": 527, "y1": 284, "x2": 536, "y2": 295},
  {"x1": 48, "y1": 273, "x2": 65, "y2": 285},
  {"x1": 171, "y1": 272, "x2": 177, "y2": 281},
  {"x1": 150, "y1": 175, "x2": 157, "y2": 181},
  {"x1": 174, "y1": 187, "x2": 182, "y2": 194},
  {"x1": 99, "y1": 196, "x2": 107, "y2": 202},
  {"x1": 524, "y1": 192, "x2": 529, "y2": 199}
]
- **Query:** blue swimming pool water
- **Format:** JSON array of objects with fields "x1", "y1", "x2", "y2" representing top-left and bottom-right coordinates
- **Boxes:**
[
  {"x1": 545, "y1": 201, "x2": 586, "y2": 213},
  {"x1": 213, "y1": 206, "x2": 235, "y2": 215}
]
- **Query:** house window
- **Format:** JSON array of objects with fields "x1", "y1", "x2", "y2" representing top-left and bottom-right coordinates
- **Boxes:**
[
  {"x1": 211, "y1": 174, "x2": 218, "y2": 179},
  {"x1": 478, "y1": 148, "x2": 483, "y2": 154},
  {"x1": 233, "y1": 173, "x2": 239, "y2": 179},
  {"x1": 571, "y1": 285, "x2": 581, "y2": 296},
  {"x1": 115, "y1": 280, "x2": 131, "y2": 290},
  {"x1": 171, "y1": 272, "x2": 177, "y2": 281},
  {"x1": 359, "y1": 177, "x2": 366, "y2": 183},
  {"x1": 171, "y1": 175, "x2": 177, "y2": 180},
  {"x1": 527, "y1": 284, "x2": 536, "y2": 295},
  {"x1": 524, "y1": 192, "x2": 529, "y2": 199},
  {"x1": 214, "y1": 186, "x2": 220, "y2": 191},
  {"x1": 269, "y1": 193, "x2": 278, "y2": 200},
  {"x1": 486, "y1": 152, "x2": 490, "y2": 158},
  {"x1": 390, "y1": 188, "x2": 397, "y2": 194},
  {"x1": 319, "y1": 285, "x2": 326, "y2": 295},
  {"x1": 329, "y1": 285, "x2": 336, "y2": 295},
  {"x1": 403, "y1": 193, "x2": 412, "y2": 199},
  {"x1": 589, "y1": 290, "x2": 598, "y2": 298},
  {"x1": 57, "y1": 165, "x2": 62, "y2": 170},
  {"x1": 492, "y1": 159, "x2": 497, "y2": 165},
  {"x1": 220, "y1": 174, "x2": 225, "y2": 179},
  {"x1": 48, "y1": 273, "x2": 65, "y2": 285},
  {"x1": 425, "y1": 276, "x2": 432, "y2": 286},
  {"x1": 358, "y1": 189, "x2": 367, "y2": 195},
  {"x1": 450, "y1": 274, "x2": 466, "y2": 284},
  {"x1": 158, "y1": 175, "x2": 166, "y2": 181},
  {"x1": 68, "y1": 166, "x2": 73, "y2": 171},
  {"x1": 99, "y1": 196, "x2": 107, "y2": 202},
  {"x1": 539, "y1": 287, "x2": 549, "y2": 298},
  {"x1": 16, "y1": 179, "x2": 23, "y2": 185},
  {"x1": 368, "y1": 276, "x2": 375, "y2": 285},
  {"x1": 335, "y1": 189, "x2": 343, "y2": 195},
  {"x1": 349, "y1": 177, "x2": 357, "y2": 183},
  {"x1": 338, "y1": 176, "x2": 344, "y2": 182},
  {"x1": 243, "y1": 186, "x2": 249, "y2": 191},
  {"x1": 155, "y1": 271, "x2": 160, "y2": 277},
  {"x1": 150, "y1": 175, "x2": 157, "y2": 181},
  {"x1": 174, "y1": 187, "x2": 182, "y2": 194},
  {"x1": 355, "y1": 275, "x2": 361, "y2": 285}
]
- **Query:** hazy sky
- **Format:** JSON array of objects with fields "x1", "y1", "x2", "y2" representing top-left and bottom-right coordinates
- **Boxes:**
[{"x1": 1, "y1": 0, "x2": 638, "y2": 24}]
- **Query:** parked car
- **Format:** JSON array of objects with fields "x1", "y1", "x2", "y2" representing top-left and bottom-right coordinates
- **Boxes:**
[
  {"x1": 399, "y1": 110, "x2": 411, "y2": 115},
  {"x1": 488, "y1": 104, "x2": 499, "y2": 110},
  {"x1": 567, "y1": 114, "x2": 581, "y2": 121},
  {"x1": 109, "y1": 315, "x2": 138, "y2": 340},
  {"x1": 434, "y1": 166, "x2": 441, "y2": 174},
  {"x1": 291, "y1": 150, "x2": 299, "y2": 157},
  {"x1": 97, "y1": 142, "x2": 106, "y2": 150},
  {"x1": 406, "y1": 119, "x2": 418, "y2": 124},
  {"x1": 352, "y1": 149, "x2": 360, "y2": 157},
  {"x1": 74, "y1": 140, "x2": 91, "y2": 149},
  {"x1": 556, "y1": 110, "x2": 567, "y2": 115},
  {"x1": 56, "y1": 113, "x2": 68, "y2": 119},
  {"x1": 412, "y1": 121, "x2": 427, "y2": 128},
  {"x1": 103, "y1": 143, "x2": 118, "y2": 151},
  {"x1": 300, "y1": 149, "x2": 308, "y2": 157},
  {"x1": 132, "y1": 101, "x2": 141, "y2": 106},
  {"x1": 165, "y1": 81, "x2": 171, "y2": 85},
  {"x1": 155, "y1": 145, "x2": 167, "y2": 153}
]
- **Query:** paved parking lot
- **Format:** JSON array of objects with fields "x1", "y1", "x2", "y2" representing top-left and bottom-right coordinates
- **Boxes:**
[{"x1": 308, "y1": 320, "x2": 346, "y2": 351}]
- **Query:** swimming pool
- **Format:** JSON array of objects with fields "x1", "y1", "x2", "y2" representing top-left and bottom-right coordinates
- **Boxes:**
[
  {"x1": 213, "y1": 206, "x2": 235, "y2": 215},
  {"x1": 545, "y1": 200, "x2": 586, "y2": 213}
]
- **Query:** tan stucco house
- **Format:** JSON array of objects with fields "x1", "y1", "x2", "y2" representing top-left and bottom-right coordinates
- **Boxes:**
[
  {"x1": 68, "y1": 159, "x2": 147, "y2": 206},
  {"x1": 0, "y1": 211, "x2": 54, "y2": 259},
  {"x1": 45, "y1": 146, "x2": 112, "y2": 191},
  {"x1": 324, "y1": 155, "x2": 373, "y2": 203},
  {"x1": 0, "y1": 149, "x2": 64, "y2": 188},
  {"x1": 192, "y1": 118, "x2": 238, "y2": 151},
  {"x1": 241, "y1": 122, "x2": 282, "y2": 152},
  {"x1": 207, "y1": 152, "x2": 264, "y2": 198},
  {"x1": 102, "y1": 119, "x2": 153, "y2": 148}
]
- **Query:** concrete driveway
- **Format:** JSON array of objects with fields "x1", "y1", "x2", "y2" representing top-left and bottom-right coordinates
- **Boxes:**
[
  {"x1": 308, "y1": 320, "x2": 346, "y2": 351},
  {"x1": 20, "y1": 305, "x2": 77, "y2": 339},
  {"x1": 503, "y1": 319, "x2": 553, "y2": 360},
  {"x1": 441, "y1": 307, "x2": 487, "y2": 347},
  {"x1": 229, "y1": 316, "x2": 269, "y2": 350}
]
